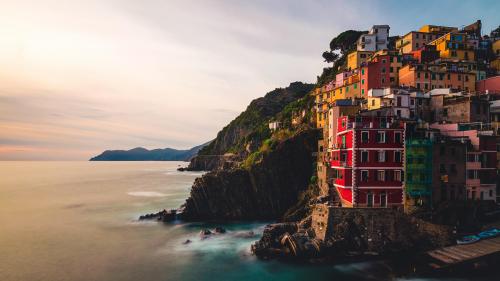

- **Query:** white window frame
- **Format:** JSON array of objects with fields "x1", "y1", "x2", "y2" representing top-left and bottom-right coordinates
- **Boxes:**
[
  {"x1": 361, "y1": 150, "x2": 369, "y2": 163},
  {"x1": 377, "y1": 170, "x2": 386, "y2": 181},
  {"x1": 361, "y1": 170, "x2": 369, "y2": 182},
  {"x1": 378, "y1": 150, "x2": 386, "y2": 162},
  {"x1": 394, "y1": 151, "x2": 401, "y2": 163},
  {"x1": 394, "y1": 170, "x2": 401, "y2": 181},
  {"x1": 361, "y1": 131, "x2": 369, "y2": 143},
  {"x1": 377, "y1": 131, "x2": 386, "y2": 143}
]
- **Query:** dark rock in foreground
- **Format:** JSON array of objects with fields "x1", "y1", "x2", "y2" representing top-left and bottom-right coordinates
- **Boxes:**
[{"x1": 179, "y1": 129, "x2": 318, "y2": 221}]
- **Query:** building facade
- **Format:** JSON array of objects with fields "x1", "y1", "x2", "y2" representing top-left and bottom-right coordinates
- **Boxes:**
[{"x1": 331, "y1": 116, "x2": 405, "y2": 208}]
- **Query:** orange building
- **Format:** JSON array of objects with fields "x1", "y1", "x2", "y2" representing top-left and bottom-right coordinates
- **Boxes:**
[
  {"x1": 428, "y1": 32, "x2": 475, "y2": 61},
  {"x1": 399, "y1": 63, "x2": 476, "y2": 92},
  {"x1": 396, "y1": 31, "x2": 442, "y2": 54}
]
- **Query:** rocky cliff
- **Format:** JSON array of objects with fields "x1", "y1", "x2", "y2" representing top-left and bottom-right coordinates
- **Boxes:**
[
  {"x1": 180, "y1": 129, "x2": 319, "y2": 221},
  {"x1": 186, "y1": 82, "x2": 314, "y2": 171}
]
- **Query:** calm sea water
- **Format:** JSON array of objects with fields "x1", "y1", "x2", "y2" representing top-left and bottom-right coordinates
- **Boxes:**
[{"x1": 0, "y1": 161, "x2": 488, "y2": 281}]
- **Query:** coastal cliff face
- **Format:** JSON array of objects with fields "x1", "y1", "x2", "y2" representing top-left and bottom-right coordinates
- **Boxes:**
[
  {"x1": 180, "y1": 129, "x2": 318, "y2": 221},
  {"x1": 186, "y1": 82, "x2": 314, "y2": 171}
]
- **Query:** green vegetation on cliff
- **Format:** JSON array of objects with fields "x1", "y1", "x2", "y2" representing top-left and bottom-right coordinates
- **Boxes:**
[{"x1": 197, "y1": 82, "x2": 314, "y2": 158}]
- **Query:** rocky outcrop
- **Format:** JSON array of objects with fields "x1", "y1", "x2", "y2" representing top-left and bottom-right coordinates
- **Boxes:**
[
  {"x1": 179, "y1": 129, "x2": 319, "y2": 221},
  {"x1": 182, "y1": 154, "x2": 241, "y2": 171}
]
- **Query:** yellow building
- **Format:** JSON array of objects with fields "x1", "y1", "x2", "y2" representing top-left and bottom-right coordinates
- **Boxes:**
[
  {"x1": 347, "y1": 50, "x2": 374, "y2": 70},
  {"x1": 419, "y1": 25, "x2": 457, "y2": 34},
  {"x1": 313, "y1": 88, "x2": 328, "y2": 128},
  {"x1": 492, "y1": 40, "x2": 500, "y2": 72},
  {"x1": 428, "y1": 32, "x2": 475, "y2": 61},
  {"x1": 396, "y1": 31, "x2": 442, "y2": 54}
]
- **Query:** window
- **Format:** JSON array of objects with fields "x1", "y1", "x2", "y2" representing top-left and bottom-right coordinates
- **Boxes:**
[
  {"x1": 467, "y1": 170, "x2": 478, "y2": 179},
  {"x1": 439, "y1": 163, "x2": 446, "y2": 173},
  {"x1": 390, "y1": 67, "x2": 394, "y2": 73},
  {"x1": 377, "y1": 170, "x2": 386, "y2": 181},
  {"x1": 361, "y1": 69, "x2": 365, "y2": 75},
  {"x1": 361, "y1": 131, "x2": 369, "y2": 143},
  {"x1": 395, "y1": 132, "x2": 402, "y2": 143},
  {"x1": 382, "y1": 59, "x2": 386, "y2": 64},
  {"x1": 361, "y1": 79, "x2": 365, "y2": 85},
  {"x1": 361, "y1": 170, "x2": 369, "y2": 182},
  {"x1": 354, "y1": 83, "x2": 357, "y2": 89},
  {"x1": 362, "y1": 89, "x2": 365, "y2": 95},
  {"x1": 378, "y1": 151, "x2": 386, "y2": 162},
  {"x1": 394, "y1": 170, "x2": 402, "y2": 181},
  {"x1": 361, "y1": 151, "x2": 369, "y2": 163},
  {"x1": 381, "y1": 67, "x2": 386, "y2": 73},
  {"x1": 376, "y1": 131, "x2": 386, "y2": 143},
  {"x1": 394, "y1": 151, "x2": 401, "y2": 162},
  {"x1": 417, "y1": 72, "x2": 421, "y2": 79},
  {"x1": 440, "y1": 146, "x2": 445, "y2": 155}
]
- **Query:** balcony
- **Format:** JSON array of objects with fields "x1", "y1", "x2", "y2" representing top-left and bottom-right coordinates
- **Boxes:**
[{"x1": 466, "y1": 161, "x2": 481, "y2": 170}]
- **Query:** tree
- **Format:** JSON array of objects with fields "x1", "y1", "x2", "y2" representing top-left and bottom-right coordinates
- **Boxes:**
[{"x1": 322, "y1": 51, "x2": 339, "y2": 64}]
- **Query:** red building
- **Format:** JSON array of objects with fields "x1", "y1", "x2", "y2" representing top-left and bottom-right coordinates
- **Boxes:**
[
  {"x1": 360, "y1": 52, "x2": 400, "y2": 97},
  {"x1": 330, "y1": 116, "x2": 406, "y2": 208}
]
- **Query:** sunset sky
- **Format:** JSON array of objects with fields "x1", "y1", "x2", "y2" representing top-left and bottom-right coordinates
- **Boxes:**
[{"x1": 1, "y1": 0, "x2": 499, "y2": 160}]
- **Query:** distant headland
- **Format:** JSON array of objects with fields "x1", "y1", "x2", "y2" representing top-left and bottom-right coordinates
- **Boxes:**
[{"x1": 89, "y1": 142, "x2": 210, "y2": 161}]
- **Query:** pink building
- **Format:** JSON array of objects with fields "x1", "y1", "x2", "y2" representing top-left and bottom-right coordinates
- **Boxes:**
[
  {"x1": 430, "y1": 123, "x2": 498, "y2": 202},
  {"x1": 476, "y1": 76, "x2": 500, "y2": 93}
]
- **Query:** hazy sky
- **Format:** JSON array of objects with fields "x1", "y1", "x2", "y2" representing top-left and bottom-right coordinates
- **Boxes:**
[{"x1": 0, "y1": 0, "x2": 498, "y2": 160}]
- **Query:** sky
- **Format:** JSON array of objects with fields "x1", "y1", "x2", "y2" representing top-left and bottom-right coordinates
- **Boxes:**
[{"x1": 0, "y1": 0, "x2": 499, "y2": 160}]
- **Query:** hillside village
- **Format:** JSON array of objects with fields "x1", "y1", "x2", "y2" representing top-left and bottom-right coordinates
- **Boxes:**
[
  {"x1": 310, "y1": 21, "x2": 499, "y2": 213},
  {"x1": 252, "y1": 21, "x2": 500, "y2": 265}
]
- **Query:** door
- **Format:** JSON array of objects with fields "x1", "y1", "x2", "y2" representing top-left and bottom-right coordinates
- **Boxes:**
[{"x1": 380, "y1": 192, "x2": 387, "y2": 207}]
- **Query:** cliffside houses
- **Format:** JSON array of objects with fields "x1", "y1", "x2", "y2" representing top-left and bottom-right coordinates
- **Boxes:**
[{"x1": 312, "y1": 22, "x2": 500, "y2": 211}]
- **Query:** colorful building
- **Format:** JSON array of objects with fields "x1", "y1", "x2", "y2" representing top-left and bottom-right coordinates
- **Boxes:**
[
  {"x1": 430, "y1": 123, "x2": 498, "y2": 202},
  {"x1": 359, "y1": 51, "x2": 402, "y2": 96},
  {"x1": 404, "y1": 138, "x2": 433, "y2": 213},
  {"x1": 347, "y1": 50, "x2": 374, "y2": 71},
  {"x1": 398, "y1": 63, "x2": 476, "y2": 92},
  {"x1": 330, "y1": 116, "x2": 405, "y2": 208},
  {"x1": 396, "y1": 31, "x2": 443, "y2": 54},
  {"x1": 357, "y1": 25, "x2": 390, "y2": 52},
  {"x1": 428, "y1": 32, "x2": 476, "y2": 61}
]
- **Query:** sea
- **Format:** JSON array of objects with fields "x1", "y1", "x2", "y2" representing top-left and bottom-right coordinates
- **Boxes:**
[{"x1": 0, "y1": 161, "x2": 492, "y2": 281}]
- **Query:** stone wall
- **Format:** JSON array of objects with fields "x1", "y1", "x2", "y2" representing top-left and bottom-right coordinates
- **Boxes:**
[{"x1": 311, "y1": 204, "x2": 454, "y2": 253}]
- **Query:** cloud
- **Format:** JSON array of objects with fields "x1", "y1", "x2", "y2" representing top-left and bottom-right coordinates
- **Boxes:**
[{"x1": 0, "y1": 0, "x2": 498, "y2": 160}]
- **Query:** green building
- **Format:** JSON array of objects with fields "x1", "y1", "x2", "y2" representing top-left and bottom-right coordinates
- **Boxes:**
[{"x1": 404, "y1": 138, "x2": 433, "y2": 214}]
